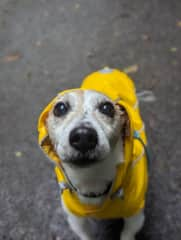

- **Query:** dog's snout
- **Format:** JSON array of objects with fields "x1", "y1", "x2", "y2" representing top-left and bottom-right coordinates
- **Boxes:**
[{"x1": 69, "y1": 127, "x2": 98, "y2": 153}]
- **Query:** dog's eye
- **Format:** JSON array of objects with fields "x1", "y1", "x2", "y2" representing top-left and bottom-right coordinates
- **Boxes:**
[
  {"x1": 98, "y1": 101, "x2": 115, "y2": 118},
  {"x1": 53, "y1": 102, "x2": 70, "y2": 117}
]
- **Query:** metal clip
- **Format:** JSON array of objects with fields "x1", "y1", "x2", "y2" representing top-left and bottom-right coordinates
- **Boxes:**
[
  {"x1": 58, "y1": 182, "x2": 70, "y2": 195},
  {"x1": 111, "y1": 188, "x2": 124, "y2": 199},
  {"x1": 133, "y1": 130, "x2": 140, "y2": 138}
]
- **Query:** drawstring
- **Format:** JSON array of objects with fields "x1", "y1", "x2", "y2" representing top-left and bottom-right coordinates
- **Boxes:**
[{"x1": 133, "y1": 131, "x2": 151, "y2": 168}]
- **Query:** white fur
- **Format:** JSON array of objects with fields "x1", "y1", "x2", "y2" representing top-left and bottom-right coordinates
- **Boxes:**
[
  {"x1": 120, "y1": 210, "x2": 145, "y2": 240},
  {"x1": 62, "y1": 201, "x2": 93, "y2": 240}
]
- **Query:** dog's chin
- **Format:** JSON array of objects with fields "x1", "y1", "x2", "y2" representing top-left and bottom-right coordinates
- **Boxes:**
[{"x1": 79, "y1": 181, "x2": 113, "y2": 198}]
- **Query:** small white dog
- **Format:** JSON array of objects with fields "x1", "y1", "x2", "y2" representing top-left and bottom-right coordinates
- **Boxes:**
[{"x1": 38, "y1": 68, "x2": 149, "y2": 240}]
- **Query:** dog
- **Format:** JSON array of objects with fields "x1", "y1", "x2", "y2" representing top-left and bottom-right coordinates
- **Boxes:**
[{"x1": 38, "y1": 68, "x2": 149, "y2": 240}]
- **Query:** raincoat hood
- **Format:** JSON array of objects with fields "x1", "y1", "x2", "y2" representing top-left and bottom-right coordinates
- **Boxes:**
[{"x1": 37, "y1": 68, "x2": 148, "y2": 219}]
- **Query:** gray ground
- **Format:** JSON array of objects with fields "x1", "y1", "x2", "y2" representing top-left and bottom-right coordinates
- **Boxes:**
[{"x1": 0, "y1": 0, "x2": 181, "y2": 239}]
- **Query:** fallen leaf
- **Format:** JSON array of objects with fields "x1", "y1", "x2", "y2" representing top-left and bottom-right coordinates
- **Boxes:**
[
  {"x1": 15, "y1": 151, "x2": 22, "y2": 157},
  {"x1": 176, "y1": 21, "x2": 181, "y2": 27},
  {"x1": 123, "y1": 64, "x2": 139, "y2": 74},
  {"x1": 170, "y1": 47, "x2": 178, "y2": 52},
  {"x1": 3, "y1": 52, "x2": 21, "y2": 62}
]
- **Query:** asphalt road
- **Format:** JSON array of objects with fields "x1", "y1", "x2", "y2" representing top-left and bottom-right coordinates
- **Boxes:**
[{"x1": 0, "y1": 0, "x2": 181, "y2": 239}]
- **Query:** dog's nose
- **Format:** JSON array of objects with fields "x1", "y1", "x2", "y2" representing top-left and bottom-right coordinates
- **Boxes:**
[{"x1": 69, "y1": 127, "x2": 98, "y2": 153}]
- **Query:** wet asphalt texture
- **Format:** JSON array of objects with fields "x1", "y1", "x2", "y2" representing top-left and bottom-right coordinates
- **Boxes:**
[{"x1": 0, "y1": 0, "x2": 181, "y2": 239}]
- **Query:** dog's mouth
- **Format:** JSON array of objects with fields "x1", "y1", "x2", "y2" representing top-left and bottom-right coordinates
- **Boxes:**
[
  {"x1": 64, "y1": 153, "x2": 101, "y2": 168},
  {"x1": 76, "y1": 181, "x2": 112, "y2": 198}
]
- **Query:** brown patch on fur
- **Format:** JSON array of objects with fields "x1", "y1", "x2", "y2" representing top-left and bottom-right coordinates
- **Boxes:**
[{"x1": 116, "y1": 104, "x2": 130, "y2": 138}]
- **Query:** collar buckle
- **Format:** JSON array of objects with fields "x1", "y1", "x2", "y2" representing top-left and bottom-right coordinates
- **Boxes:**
[
  {"x1": 111, "y1": 187, "x2": 124, "y2": 199},
  {"x1": 58, "y1": 182, "x2": 71, "y2": 195}
]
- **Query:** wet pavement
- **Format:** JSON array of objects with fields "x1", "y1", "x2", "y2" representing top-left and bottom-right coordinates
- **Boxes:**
[{"x1": 0, "y1": 0, "x2": 181, "y2": 239}]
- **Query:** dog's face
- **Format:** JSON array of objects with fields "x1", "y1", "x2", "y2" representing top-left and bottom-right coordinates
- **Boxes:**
[
  {"x1": 46, "y1": 90, "x2": 127, "y2": 201},
  {"x1": 47, "y1": 90, "x2": 125, "y2": 167}
]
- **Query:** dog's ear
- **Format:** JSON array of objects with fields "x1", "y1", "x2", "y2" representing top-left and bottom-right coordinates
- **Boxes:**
[
  {"x1": 40, "y1": 135, "x2": 55, "y2": 156},
  {"x1": 40, "y1": 135, "x2": 61, "y2": 165},
  {"x1": 40, "y1": 135, "x2": 52, "y2": 148},
  {"x1": 117, "y1": 105, "x2": 130, "y2": 138}
]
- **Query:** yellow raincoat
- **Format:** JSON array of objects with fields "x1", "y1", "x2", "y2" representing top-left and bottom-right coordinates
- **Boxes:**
[{"x1": 38, "y1": 68, "x2": 148, "y2": 219}]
